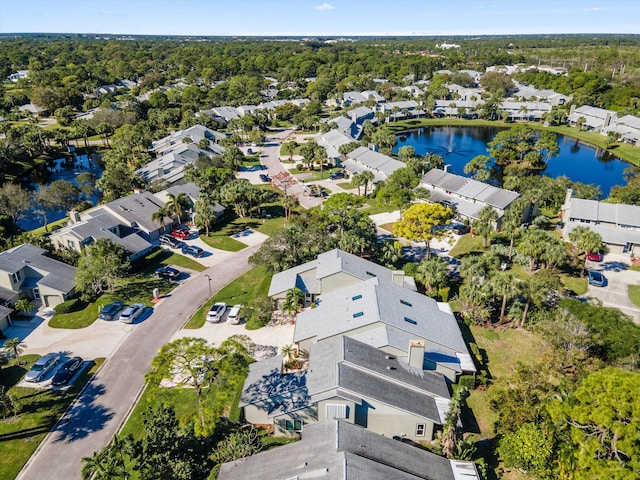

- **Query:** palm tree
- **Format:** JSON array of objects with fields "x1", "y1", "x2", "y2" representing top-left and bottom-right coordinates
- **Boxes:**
[
  {"x1": 283, "y1": 194, "x2": 299, "y2": 221},
  {"x1": 360, "y1": 170, "x2": 375, "y2": 196},
  {"x1": 416, "y1": 257, "x2": 449, "y2": 294},
  {"x1": 285, "y1": 287, "x2": 305, "y2": 309},
  {"x1": 151, "y1": 206, "x2": 170, "y2": 230},
  {"x1": 519, "y1": 277, "x2": 548, "y2": 328},
  {"x1": 165, "y1": 193, "x2": 190, "y2": 225},
  {"x1": 4, "y1": 337, "x2": 25, "y2": 365},
  {"x1": 491, "y1": 271, "x2": 518, "y2": 322},
  {"x1": 14, "y1": 298, "x2": 35, "y2": 316},
  {"x1": 472, "y1": 206, "x2": 498, "y2": 248},
  {"x1": 569, "y1": 226, "x2": 603, "y2": 276},
  {"x1": 81, "y1": 448, "x2": 109, "y2": 480},
  {"x1": 281, "y1": 344, "x2": 298, "y2": 362},
  {"x1": 281, "y1": 141, "x2": 298, "y2": 162},
  {"x1": 350, "y1": 172, "x2": 364, "y2": 195},
  {"x1": 193, "y1": 195, "x2": 215, "y2": 236}
]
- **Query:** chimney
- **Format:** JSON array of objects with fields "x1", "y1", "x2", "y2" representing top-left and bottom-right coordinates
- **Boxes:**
[
  {"x1": 408, "y1": 340, "x2": 425, "y2": 369},
  {"x1": 69, "y1": 210, "x2": 81, "y2": 224}
]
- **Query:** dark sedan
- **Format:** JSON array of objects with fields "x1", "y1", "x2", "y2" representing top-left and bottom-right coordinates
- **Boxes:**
[
  {"x1": 182, "y1": 245, "x2": 204, "y2": 258},
  {"x1": 51, "y1": 357, "x2": 84, "y2": 386}
]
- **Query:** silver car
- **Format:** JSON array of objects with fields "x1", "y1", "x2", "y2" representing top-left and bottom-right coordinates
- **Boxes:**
[
  {"x1": 119, "y1": 303, "x2": 145, "y2": 324},
  {"x1": 24, "y1": 353, "x2": 59, "y2": 382}
]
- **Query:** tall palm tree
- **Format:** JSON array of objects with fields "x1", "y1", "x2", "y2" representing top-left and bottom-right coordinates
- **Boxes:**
[
  {"x1": 569, "y1": 225, "x2": 603, "y2": 276},
  {"x1": 491, "y1": 271, "x2": 518, "y2": 322},
  {"x1": 165, "y1": 193, "x2": 190, "y2": 225},
  {"x1": 151, "y1": 206, "x2": 170, "y2": 230},
  {"x1": 4, "y1": 337, "x2": 25, "y2": 365},
  {"x1": 416, "y1": 256, "x2": 449, "y2": 294},
  {"x1": 360, "y1": 170, "x2": 375, "y2": 196},
  {"x1": 519, "y1": 278, "x2": 548, "y2": 328}
]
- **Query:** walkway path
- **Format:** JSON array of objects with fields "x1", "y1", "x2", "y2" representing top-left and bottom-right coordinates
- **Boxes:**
[{"x1": 17, "y1": 245, "x2": 262, "y2": 480}]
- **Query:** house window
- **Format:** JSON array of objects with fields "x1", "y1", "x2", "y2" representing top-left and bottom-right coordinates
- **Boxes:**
[
  {"x1": 33, "y1": 288, "x2": 40, "y2": 299},
  {"x1": 67, "y1": 240, "x2": 75, "y2": 249},
  {"x1": 10, "y1": 271, "x2": 21, "y2": 284},
  {"x1": 285, "y1": 419, "x2": 303, "y2": 432},
  {"x1": 326, "y1": 403, "x2": 348, "y2": 419},
  {"x1": 416, "y1": 423, "x2": 426, "y2": 437}
]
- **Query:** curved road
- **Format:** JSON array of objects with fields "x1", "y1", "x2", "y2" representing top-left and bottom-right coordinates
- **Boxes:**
[{"x1": 17, "y1": 245, "x2": 261, "y2": 480}]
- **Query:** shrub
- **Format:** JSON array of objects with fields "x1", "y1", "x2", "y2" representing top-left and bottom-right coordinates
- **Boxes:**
[
  {"x1": 439, "y1": 286, "x2": 450, "y2": 302},
  {"x1": 458, "y1": 375, "x2": 476, "y2": 390},
  {"x1": 54, "y1": 298, "x2": 83, "y2": 314},
  {"x1": 296, "y1": 163, "x2": 304, "y2": 171}
]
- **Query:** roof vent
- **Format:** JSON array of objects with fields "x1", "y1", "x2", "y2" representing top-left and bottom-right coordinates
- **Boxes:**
[
  {"x1": 385, "y1": 355, "x2": 396, "y2": 360},
  {"x1": 387, "y1": 366, "x2": 397, "y2": 370}
]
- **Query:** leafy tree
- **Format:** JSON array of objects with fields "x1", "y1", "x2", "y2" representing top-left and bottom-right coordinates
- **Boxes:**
[
  {"x1": 463, "y1": 155, "x2": 491, "y2": 182},
  {"x1": 41, "y1": 179, "x2": 80, "y2": 213},
  {"x1": 548, "y1": 368, "x2": 640, "y2": 480},
  {"x1": 209, "y1": 427, "x2": 262, "y2": 478},
  {"x1": 393, "y1": 203, "x2": 454, "y2": 259},
  {"x1": 497, "y1": 422, "x2": 553, "y2": 478},
  {"x1": 490, "y1": 271, "x2": 519, "y2": 322},
  {"x1": 3, "y1": 337, "x2": 25, "y2": 365},
  {"x1": 472, "y1": 206, "x2": 498, "y2": 248},
  {"x1": 75, "y1": 238, "x2": 130, "y2": 300},
  {"x1": 569, "y1": 225, "x2": 604, "y2": 276},
  {"x1": 0, "y1": 183, "x2": 30, "y2": 224},
  {"x1": 518, "y1": 276, "x2": 550, "y2": 328}
]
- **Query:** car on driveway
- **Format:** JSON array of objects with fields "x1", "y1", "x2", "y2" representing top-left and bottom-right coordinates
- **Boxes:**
[
  {"x1": 98, "y1": 301, "x2": 124, "y2": 321},
  {"x1": 182, "y1": 245, "x2": 204, "y2": 257},
  {"x1": 452, "y1": 224, "x2": 470, "y2": 235},
  {"x1": 171, "y1": 228, "x2": 190, "y2": 240},
  {"x1": 259, "y1": 173, "x2": 271, "y2": 182},
  {"x1": 51, "y1": 356, "x2": 84, "y2": 386},
  {"x1": 24, "y1": 353, "x2": 59, "y2": 382},
  {"x1": 160, "y1": 234, "x2": 182, "y2": 248},
  {"x1": 588, "y1": 270, "x2": 606, "y2": 287},
  {"x1": 227, "y1": 304, "x2": 243, "y2": 324},
  {"x1": 329, "y1": 171, "x2": 344, "y2": 180},
  {"x1": 119, "y1": 303, "x2": 146, "y2": 323},
  {"x1": 155, "y1": 265, "x2": 180, "y2": 280},
  {"x1": 587, "y1": 252, "x2": 604, "y2": 262},
  {"x1": 206, "y1": 302, "x2": 227, "y2": 323}
]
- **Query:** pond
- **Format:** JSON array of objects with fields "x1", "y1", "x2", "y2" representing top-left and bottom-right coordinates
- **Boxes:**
[{"x1": 393, "y1": 126, "x2": 631, "y2": 197}]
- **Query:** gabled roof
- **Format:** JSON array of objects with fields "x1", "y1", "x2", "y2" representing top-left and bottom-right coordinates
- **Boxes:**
[
  {"x1": 0, "y1": 244, "x2": 76, "y2": 295},
  {"x1": 345, "y1": 146, "x2": 405, "y2": 180},
  {"x1": 268, "y1": 248, "x2": 415, "y2": 298},
  {"x1": 421, "y1": 169, "x2": 520, "y2": 210},
  {"x1": 307, "y1": 336, "x2": 450, "y2": 422},
  {"x1": 315, "y1": 129, "x2": 355, "y2": 159},
  {"x1": 151, "y1": 124, "x2": 225, "y2": 153},
  {"x1": 565, "y1": 197, "x2": 640, "y2": 228},
  {"x1": 101, "y1": 191, "x2": 167, "y2": 233},
  {"x1": 219, "y1": 420, "x2": 478, "y2": 480},
  {"x1": 295, "y1": 277, "x2": 469, "y2": 358}
]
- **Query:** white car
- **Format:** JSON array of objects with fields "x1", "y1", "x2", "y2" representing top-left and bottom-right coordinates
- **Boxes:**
[
  {"x1": 227, "y1": 304, "x2": 243, "y2": 325},
  {"x1": 119, "y1": 303, "x2": 145, "y2": 324},
  {"x1": 206, "y1": 302, "x2": 227, "y2": 323}
]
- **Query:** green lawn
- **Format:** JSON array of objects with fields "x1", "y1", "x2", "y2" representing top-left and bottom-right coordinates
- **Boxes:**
[
  {"x1": 185, "y1": 265, "x2": 272, "y2": 329},
  {"x1": 449, "y1": 234, "x2": 485, "y2": 257},
  {"x1": 210, "y1": 202, "x2": 288, "y2": 238},
  {"x1": 133, "y1": 247, "x2": 207, "y2": 274},
  {"x1": 200, "y1": 233, "x2": 247, "y2": 252},
  {"x1": 561, "y1": 275, "x2": 588, "y2": 296},
  {"x1": 359, "y1": 198, "x2": 398, "y2": 215},
  {"x1": 336, "y1": 181, "x2": 356, "y2": 190},
  {"x1": 628, "y1": 285, "x2": 640, "y2": 308},
  {"x1": 0, "y1": 356, "x2": 104, "y2": 480},
  {"x1": 289, "y1": 167, "x2": 341, "y2": 182}
]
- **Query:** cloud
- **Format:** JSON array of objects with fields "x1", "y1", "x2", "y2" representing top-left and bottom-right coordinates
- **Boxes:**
[
  {"x1": 583, "y1": 7, "x2": 606, "y2": 12},
  {"x1": 314, "y1": 3, "x2": 335, "y2": 11}
]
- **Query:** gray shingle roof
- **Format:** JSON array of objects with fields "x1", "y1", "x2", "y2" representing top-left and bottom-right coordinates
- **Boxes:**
[
  {"x1": 219, "y1": 420, "x2": 475, "y2": 480},
  {"x1": 566, "y1": 198, "x2": 640, "y2": 228},
  {"x1": 0, "y1": 244, "x2": 76, "y2": 295},
  {"x1": 295, "y1": 277, "x2": 468, "y2": 356},
  {"x1": 346, "y1": 146, "x2": 405, "y2": 179}
]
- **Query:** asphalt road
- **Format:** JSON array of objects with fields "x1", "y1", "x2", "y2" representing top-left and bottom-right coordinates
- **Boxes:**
[{"x1": 17, "y1": 245, "x2": 261, "y2": 480}]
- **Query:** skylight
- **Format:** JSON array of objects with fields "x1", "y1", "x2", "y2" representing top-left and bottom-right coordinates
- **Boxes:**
[
  {"x1": 404, "y1": 317, "x2": 417, "y2": 325},
  {"x1": 365, "y1": 271, "x2": 376, "y2": 277},
  {"x1": 400, "y1": 299, "x2": 412, "y2": 307},
  {"x1": 352, "y1": 294, "x2": 362, "y2": 301},
  {"x1": 353, "y1": 312, "x2": 364, "y2": 318}
]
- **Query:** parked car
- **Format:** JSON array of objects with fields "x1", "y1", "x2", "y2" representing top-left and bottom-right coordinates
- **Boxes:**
[
  {"x1": 227, "y1": 304, "x2": 243, "y2": 324},
  {"x1": 206, "y1": 302, "x2": 227, "y2": 323},
  {"x1": 588, "y1": 270, "x2": 606, "y2": 287},
  {"x1": 452, "y1": 224, "x2": 470, "y2": 235},
  {"x1": 98, "y1": 301, "x2": 124, "y2": 321},
  {"x1": 587, "y1": 252, "x2": 604, "y2": 262},
  {"x1": 155, "y1": 265, "x2": 180, "y2": 280},
  {"x1": 51, "y1": 356, "x2": 84, "y2": 386},
  {"x1": 259, "y1": 173, "x2": 271, "y2": 182},
  {"x1": 160, "y1": 234, "x2": 182, "y2": 249},
  {"x1": 171, "y1": 227, "x2": 190, "y2": 240},
  {"x1": 329, "y1": 171, "x2": 344, "y2": 180},
  {"x1": 182, "y1": 245, "x2": 204, "y2": 258},
  {"x1": 24, "y1": 353, "x2": 59, "y2": 382},
  {"x1": 119, "y1": 303, "x2": 145, "y2": 323}
]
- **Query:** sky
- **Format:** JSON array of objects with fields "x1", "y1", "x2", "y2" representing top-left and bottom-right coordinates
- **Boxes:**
[{"x1": 1, "y1": 0, "x2": 639, "y2": 37}]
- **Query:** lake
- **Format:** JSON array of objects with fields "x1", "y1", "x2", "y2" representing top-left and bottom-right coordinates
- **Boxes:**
[{"x1": 393, "y1": 126, "x2": 630, "y2": 197}]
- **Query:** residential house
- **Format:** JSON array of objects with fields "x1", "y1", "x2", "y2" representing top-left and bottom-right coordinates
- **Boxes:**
[
  {"x1": 568, "y1": 105, "x2": 617, "y2": 132},
  {"x1": 18, "y1": 103, "x2": 49, "y2": 118},
  {"x1": 219, "y1": 419, "x2": 480, "y2": 480},
  {"x1": 0, "y1": 244, "x2": 76, "y2": 313},
  {"x1": 499, "y1": 100, "x2": 552, "y2": 122},
  {"x1": 447, "y1": 83, "x2": 483, "y2": 101},
  {"x1": 420, "y1": 169, "x2": 523, "y2": 228},
  {"x1": 512, "y1": 82, "x2": 571, "y2": 106},
  {"x1": 201, "y1": 106, "x2": 242, "y2": 125},
  {"x1": 434, "y1": 99, "x2": 482, "y2": 118},
  {"x1": 0, "y1": 305, "x2": 12, "y2": 333},
  {"x1": 294, "y1": 277, "x2": 475, "y2": 381},
  {"x1": 50, "y1": 191, "x2": 168, "y2": 260},
  {"x1": 561, "y1": 189, "x2": 640, "y2": 255},
  {"x1": 150, "y1": 124, "x2": 226, "y2": 155},
  {"x1": 154, "y1": 182, "x2": 225, "y2": 218},
  {"x1": 6, "y1": 70, "x2": 28, "y2": 82},
  {"x1": 343, "y1": 146, "x2": 405, "y2": 183},
  {"x1": 314, "y1": 129, "x2": 357, "y2": 166},
  {"x1": 400, "y1": 85, "x2": 424, "y2": 98},
  {"x1": 603, "y1": 114, "x2": 640, "y2": 145},
  {"x1": 328, "y1": 116, "x2": 361, "y2": 139},
  {"x1": 338, "y1": 90, "x2": 384, "y2": 108},
  {"x1": 268, "y1": 248, "x2": 416, "y2": 309},
  {"x1": 240, "y1": 336, "x2": 452, "y2": 440},
  {"x1": 378, "y1": 100, "x2": 425, "y2": 121},
  {"x1": 97, "y1": 84, "x2": 119, "y2": 95}
]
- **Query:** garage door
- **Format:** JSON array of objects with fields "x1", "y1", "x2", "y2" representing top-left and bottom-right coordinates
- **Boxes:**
[{"x1": 44, "y1": 295, "x2": 62, "y2": 308}]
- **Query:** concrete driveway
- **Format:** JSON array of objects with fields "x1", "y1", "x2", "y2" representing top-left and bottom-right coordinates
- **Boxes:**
[{"x1": 583, "y1": 253, "x2": 640, "y2": 323}]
